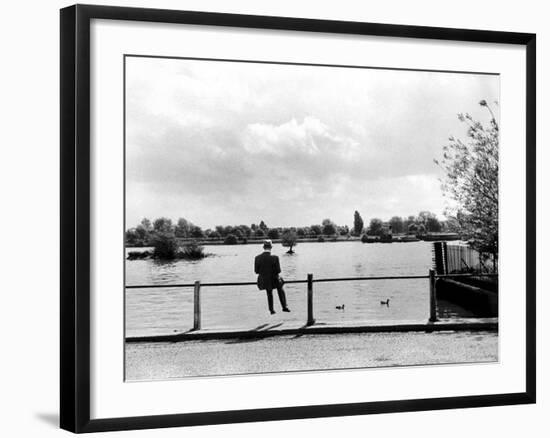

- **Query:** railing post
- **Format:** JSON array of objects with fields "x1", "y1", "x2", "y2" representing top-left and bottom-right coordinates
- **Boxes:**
[
  {"x1": 307, "y1": 273, "x2": 315, "y2": 326},
  {"x1": 429, "y1": 269, "x2": 437, "y2": 322},
  {"x1": 193, "y1": 280, "x2": 201, "y2": 331}
]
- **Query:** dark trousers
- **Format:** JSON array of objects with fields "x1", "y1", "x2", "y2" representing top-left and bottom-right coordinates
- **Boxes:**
[{"x1": 266, "y1": 285, "x2": 288, "y2": 311}]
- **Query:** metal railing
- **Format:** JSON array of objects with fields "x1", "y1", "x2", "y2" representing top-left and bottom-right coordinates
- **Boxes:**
[
  {"x1": 445, "y1": 243, "x2": 497, "y2": 274},
  {"x1": 126, "y1": 270, "x2": 498, "y2": 331}
]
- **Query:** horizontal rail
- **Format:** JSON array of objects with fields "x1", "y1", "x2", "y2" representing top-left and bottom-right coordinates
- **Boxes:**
[
  {"x1": 125, "y1": 272, "x2": 497, "y2": 289},
  {"x1": 126, "y1": 279, "x2": 307, "y2": 289},
  {"x1": 436, "y1": 273, "x2": 499, "y2": 278},
  {"x1": 313, "y1": 275, "x2": 428, "y2": 283}
]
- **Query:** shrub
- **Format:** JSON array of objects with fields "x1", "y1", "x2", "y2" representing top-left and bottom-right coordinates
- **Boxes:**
[
  {"x1": 224, "y1": 234, "x2": 238, "y2": 245},
  {"x1": 317, "y1": 236, "x2": 325, "y2": 242},
  {"x1": 151, "y1": 232, "x2": 179, "y2": 259},
  {"x1": 179, "y1": 241, "x2": 206, "y2": 259},
  {"x1": 127, "y1": 250, "x2": 151, "y2": 260},
  {"x1": 361, "y1": 234, "x2": 369, "y2": 243}
]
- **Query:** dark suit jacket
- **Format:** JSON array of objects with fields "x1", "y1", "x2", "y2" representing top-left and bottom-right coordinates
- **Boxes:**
[{"x1": 254, "y1": 251, "x2": 281, "y2": 291}]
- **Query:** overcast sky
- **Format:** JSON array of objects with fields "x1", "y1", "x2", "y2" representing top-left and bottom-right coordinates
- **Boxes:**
[{"x1": 125, "y1": 56, "x2": 499, "y2": 230}]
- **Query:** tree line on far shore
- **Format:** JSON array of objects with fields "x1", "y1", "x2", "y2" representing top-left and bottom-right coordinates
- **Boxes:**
[{"x1": 126, "y1": 210, "x2": 458, "y2": 248}]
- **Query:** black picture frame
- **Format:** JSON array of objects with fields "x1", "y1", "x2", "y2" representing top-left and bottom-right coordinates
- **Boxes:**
[{"x1": 60, "y1": 4, "x2": 536, "y2": 433}]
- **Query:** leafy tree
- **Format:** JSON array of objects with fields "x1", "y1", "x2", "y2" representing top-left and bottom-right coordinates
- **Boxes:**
[
  {"x1": 238, "y1": 225, "x2": 252, "y2": 237},
  {"x1": 190, "y1": 226, "x2": 204, "y2": 238},
  {"x1": 310, "y1": 225, "x2": 322, "y2": 236},
  {"x1": 443, "y1": 217, "x2": 461, "y2": 233},
  {"x1": 281, "y1": 230, "x2": 298, "y2": 254},
  {"x1": 254, "y1": 229, "x2": 265, "y2": 238},
  {"x1": 175, "y1": 218, "x2": 192, "y2": 237},
  {"x1": 322, "y1": 219, "x2": 337, "y2": 236},
  {"x1": 416, "y1": 211, "x2": 431, "y2": 224},
  {"x1": 367, "y1": 218, "x2": 383, "y2": 236},
  {"x1": 125, "y1": 225, "x2": 150, "y2": 246},
  {"x1": 435, "y1": 100, "x2": 498, "y2": 257},
  {"x1": 267, "y1": 228, "x2": 280, "y2": 239},
  {"x1": 339, "y1": 225, "x2": 350, "y2": 236},
  {"x1": 209, "y1": 230, "x2": 221, "y2": 239},
  {"x1": 426, "y1": 216, "x2": 442, "y2": 232},
  {"x1": 404, "y1": 215, "x2": 416, "y2": 231},
  {"x1": 233, "y1": 229, "x2": 243, "y2": 239},
  {"x1": 408, "y1": 223, "x2": 418, "y2": 234},
  {"x1": 125, "y1": 228, "x2": 139, "y2": 246},
  {"x1": 153, "y1": 217, "x2": 173, "y2": 234},
  {"x1": 140, "y1": 218, "x2": 153, "y2": 232},
  {"x1": 389, "y1": 216, "x2": 404, "y2": 234},
  {"x1": 415, "y1": 211, "x2": 441, "y2": 233},
  {"x1": 259, "y1": 220, "x2": 268, "y2": 230},
  {"x1": 353, "y1": 211, "x2": 364, "y2": 236},
  {"x1": 134, "y1": 225, "x2": 149, "y2": 244},
  {"x1": 296, "y1": 227, "x2": 306, "y2": 237}
]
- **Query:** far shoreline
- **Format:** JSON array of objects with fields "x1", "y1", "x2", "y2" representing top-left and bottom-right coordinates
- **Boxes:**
[{"x1": 126, "y1": 233, "x2": 461, "y2": 248}]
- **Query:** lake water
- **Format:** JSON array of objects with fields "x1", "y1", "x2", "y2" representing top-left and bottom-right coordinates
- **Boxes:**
[{"x1": 125, "y1": 241, "x2": 468, "y2": 337}]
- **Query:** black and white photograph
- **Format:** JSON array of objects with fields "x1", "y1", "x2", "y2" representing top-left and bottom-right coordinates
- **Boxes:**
[
  {"x1": 124, "y1": 56, "x2": 500, "y2": 380},
  {"x1": 1, "y1": 0, "x2": 543, "y2": 435}
]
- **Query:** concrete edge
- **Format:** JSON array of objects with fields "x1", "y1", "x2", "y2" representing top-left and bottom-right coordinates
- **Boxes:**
[{"x1": 126, "y1": 321, "x2": 498, "y2": 343}]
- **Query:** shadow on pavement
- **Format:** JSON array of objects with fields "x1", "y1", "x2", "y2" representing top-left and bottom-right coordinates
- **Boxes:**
[{"x1": 224, "y1": 322, "x2": 285, "y2": 344}]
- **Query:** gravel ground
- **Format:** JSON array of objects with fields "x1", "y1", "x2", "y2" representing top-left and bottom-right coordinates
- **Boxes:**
[{"x1": 125, "y1": 331, "x2": 498, "y2": 380}]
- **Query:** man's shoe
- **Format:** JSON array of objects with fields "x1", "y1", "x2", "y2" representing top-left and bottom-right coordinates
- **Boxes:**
[
  {"x1": 282, "y1": 307, "x2": 291, "y2": 312},
  {"x1": 270, "y1": 310, "x2": 276, "y2": 315}
]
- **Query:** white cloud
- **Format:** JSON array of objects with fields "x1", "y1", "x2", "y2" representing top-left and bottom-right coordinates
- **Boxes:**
[{"x1": 243, "y1": 116, "x2": 360, "y2": 159}]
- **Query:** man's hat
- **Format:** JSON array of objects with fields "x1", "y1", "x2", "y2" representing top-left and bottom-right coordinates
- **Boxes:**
[{"x1": 263, "y1": 239, "x2": 273, "y2": 249}]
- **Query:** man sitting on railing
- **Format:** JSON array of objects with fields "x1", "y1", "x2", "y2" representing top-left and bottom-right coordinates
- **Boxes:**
[{"x1": 254, "y1": 239, "x2": 291, "y2": 315}]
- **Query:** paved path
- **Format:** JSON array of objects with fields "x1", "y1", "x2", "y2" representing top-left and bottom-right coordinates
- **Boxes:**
[
  {"x1": 125, "y1": 318, "x2": 498, "y2": 342},
  {"x1": 125, "y1": 331, "x2": 498, "y2": 381}
]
